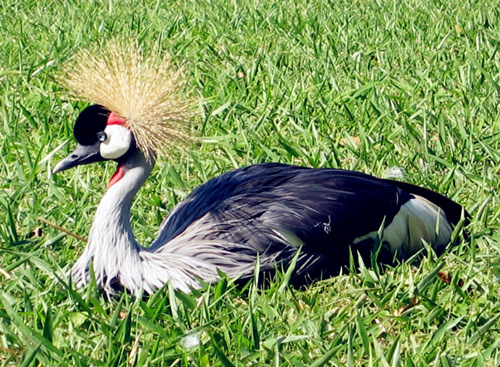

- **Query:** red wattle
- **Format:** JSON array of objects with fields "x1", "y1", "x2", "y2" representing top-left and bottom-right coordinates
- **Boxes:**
[
  {"x1": 108, "y1": 164, "x2": 125, "y2": 188},
  {"x1": 107, "y1": 112, "x2": 127, "y2": 126}
]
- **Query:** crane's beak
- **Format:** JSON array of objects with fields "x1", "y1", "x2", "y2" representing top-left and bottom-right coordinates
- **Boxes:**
[{"x1": 53, "y1": 143, "x2": 105, "y2": 173}]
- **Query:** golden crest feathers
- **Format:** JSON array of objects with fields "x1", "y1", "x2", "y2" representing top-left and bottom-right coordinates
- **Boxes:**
[{"x1": 62, "y1": 40, "x2": 196, "y2": 160}]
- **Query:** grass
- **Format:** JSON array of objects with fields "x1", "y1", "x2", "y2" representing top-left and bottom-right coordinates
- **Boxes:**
[{"x1": 0, "y1": 0, "x2": 499, "y2": 365}]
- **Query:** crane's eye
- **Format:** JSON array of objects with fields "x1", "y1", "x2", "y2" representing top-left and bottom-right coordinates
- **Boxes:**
[{"x1": 97, "y1": 132, "x2": 107, "y2": 142}]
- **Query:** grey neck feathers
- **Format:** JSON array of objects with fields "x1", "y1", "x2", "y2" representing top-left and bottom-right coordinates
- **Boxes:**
[{"x1": 70, "y1": 148, "x2": 156, "y2": 294}]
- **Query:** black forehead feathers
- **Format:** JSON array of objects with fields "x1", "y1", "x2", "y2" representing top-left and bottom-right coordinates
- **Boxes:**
[{"x1": 73, "y1": 104, "x2": 110, "y2": 145}]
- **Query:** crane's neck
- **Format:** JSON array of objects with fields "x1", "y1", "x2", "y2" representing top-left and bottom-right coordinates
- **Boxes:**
[
  {"x1": 70, "y1": 148, "x2": 154, "y2": 294},
  {"x1": 70, "y1": 149, "x2": 236, "y2": 295}
]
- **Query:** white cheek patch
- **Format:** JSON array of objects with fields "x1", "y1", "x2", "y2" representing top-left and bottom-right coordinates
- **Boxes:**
[{"x1": 100, "y1": 125, "x2": 132, "y2": 159}]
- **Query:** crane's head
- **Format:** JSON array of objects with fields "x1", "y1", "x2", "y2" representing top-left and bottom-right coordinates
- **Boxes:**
[
  {"x1": 53, "y1": 40, "x2": 196, "y2": 175},
  {"x1": 53, "y1": 105, "x2": 134, "y2": 173}
]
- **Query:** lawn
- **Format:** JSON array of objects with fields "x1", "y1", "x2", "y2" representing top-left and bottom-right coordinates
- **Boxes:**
[{"x1": 0, "y1": 0, "x2": 499, "y2": 365}]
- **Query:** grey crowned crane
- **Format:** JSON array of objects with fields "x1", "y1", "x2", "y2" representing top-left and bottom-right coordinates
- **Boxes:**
[{"x1": 53, "y1": 43, "x2": 468, "y2": 295}]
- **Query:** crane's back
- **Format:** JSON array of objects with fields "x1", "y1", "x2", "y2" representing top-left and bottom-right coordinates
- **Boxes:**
[{"x1": 152, "y1": 163, "x2": 466, "y2": 285}]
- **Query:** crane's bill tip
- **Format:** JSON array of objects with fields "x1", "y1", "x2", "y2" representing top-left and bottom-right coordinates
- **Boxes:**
[{"x1": 53, "y1": 161, "x2": 68, "y2": 174}]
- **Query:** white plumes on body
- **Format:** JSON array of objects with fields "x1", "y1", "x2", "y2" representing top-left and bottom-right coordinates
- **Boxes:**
[
  {"x1": 352, "y1": 195, "x2": 453, "y2": 258},
  {"x1": 385, "y1": 195, "x2": 452, "y2": 255}
]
